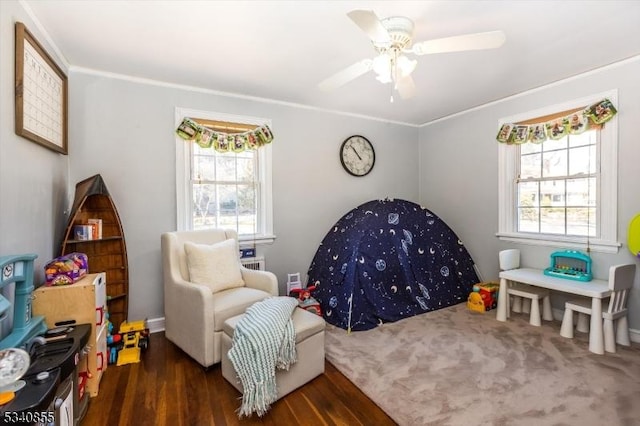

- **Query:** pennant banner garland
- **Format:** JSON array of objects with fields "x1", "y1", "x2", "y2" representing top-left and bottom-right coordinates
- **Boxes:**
[
  {"x1": 176, "y1": 118, "x2": 274, "y2": 152},
  {"x1": 496, "y1": 98, "x2": 617, "y2": 144}
]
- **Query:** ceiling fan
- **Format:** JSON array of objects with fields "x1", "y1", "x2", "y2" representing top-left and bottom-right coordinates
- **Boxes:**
[{"x1": 318, "y1": 10, "x2": 506, "y2": 101}]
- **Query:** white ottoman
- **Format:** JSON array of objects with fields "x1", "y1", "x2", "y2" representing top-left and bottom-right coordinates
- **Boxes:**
[{"x1": 221, "y1": 307, "x2": 326, "y2": 400}]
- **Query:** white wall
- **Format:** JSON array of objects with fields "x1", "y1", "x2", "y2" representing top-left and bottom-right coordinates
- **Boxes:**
[
  {"x1": 418, "y1": 58, "x2": 640, "y2": 329},
  {"x1": 0, "y1": 1, "x2": 69, "y2": 281},
  {"x1": 68, "y1": 72, "x2": 419, "y2": 321}
]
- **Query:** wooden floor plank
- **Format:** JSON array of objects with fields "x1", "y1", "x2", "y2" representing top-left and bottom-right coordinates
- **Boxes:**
[
  {"x1": 322, "y1": 363, "x2": 397, "y2": 426},
  {"x1": 82, "y1": 332, "x2": 396, "y2": 425}
]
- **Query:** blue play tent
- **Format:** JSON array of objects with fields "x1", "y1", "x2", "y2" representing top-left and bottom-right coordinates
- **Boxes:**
[{"x1": 308, "y1": 199, "x2": 479, "y2": 331}]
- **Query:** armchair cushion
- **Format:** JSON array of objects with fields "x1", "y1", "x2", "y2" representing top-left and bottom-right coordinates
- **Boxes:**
[
  {"x1": 184, "y1": 239, "x2": 244, "y2": 293},
  {"x1": 212, "y1": 287, "x2": 275, "y2": 332}
]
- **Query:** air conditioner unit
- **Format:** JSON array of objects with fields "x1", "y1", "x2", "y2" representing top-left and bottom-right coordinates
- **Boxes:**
[{"x1": 240, "y1": 256, "x2": 265, "y2": 271}]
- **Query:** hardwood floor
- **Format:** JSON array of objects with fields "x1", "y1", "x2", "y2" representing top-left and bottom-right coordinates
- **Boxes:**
[{"x1": 83, "y1": 332, "x2": 396, "y2": 425}]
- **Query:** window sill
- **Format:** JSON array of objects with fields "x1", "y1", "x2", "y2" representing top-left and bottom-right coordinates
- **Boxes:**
[
  {"x1": 239, "y1": 234, "x2": 276, "y2": 246},
  {"x1": 496, "y1": 232, "x2": 620, "y2": 254}
]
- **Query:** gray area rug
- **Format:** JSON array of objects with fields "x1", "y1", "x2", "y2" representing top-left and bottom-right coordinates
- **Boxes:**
[{"x1": 325, "y1": 304, "x2": 640, "y2": 426}]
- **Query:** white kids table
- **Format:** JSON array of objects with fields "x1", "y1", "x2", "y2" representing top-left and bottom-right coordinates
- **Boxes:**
[{"x1": 497, "y1": 268, "x2": 611, "y2": 354}]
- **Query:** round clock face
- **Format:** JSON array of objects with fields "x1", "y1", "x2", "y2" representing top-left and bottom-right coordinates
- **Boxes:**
[{"x1": 340, "y1": 135, "x2": 375, "y2": 177}]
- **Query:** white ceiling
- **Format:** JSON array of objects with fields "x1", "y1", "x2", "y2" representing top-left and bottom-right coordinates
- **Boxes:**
[{"x1": 23, "y1": 0, "x2": 640, "y2": 126}]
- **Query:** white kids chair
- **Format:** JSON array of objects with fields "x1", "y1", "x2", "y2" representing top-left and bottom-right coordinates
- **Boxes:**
[
  {"x1": 287, "y1": 272, "x2": 303, "y2": 295},
  {"x1": 500, "y1": 249, "x2": 553, "y2": 326},
  {"x1": 560, "y1": 263, "x2": 636, "y2": 353}
]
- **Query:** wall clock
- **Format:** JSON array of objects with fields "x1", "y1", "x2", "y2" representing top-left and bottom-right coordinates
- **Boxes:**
[{"x1": 340, "y1": 135, "x2": 375, "y2": 177}]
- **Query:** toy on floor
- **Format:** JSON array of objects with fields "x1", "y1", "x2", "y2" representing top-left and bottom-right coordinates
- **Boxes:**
[
  {"x1": 116, "y1": 319, "x2": 150, "y2": 366},
  {"x1": 287, "y1": 272, "x2": 303, "y2": 295},
  {"x1": 107, "y1": 332, "x2": 122, "y2": 365},
  {"x1": 467, "y1": 282, "x2": 499, "y2": 313},
  {"x1": 104, "y1": 312, "x2": 123, "y2": 365},
  {"x1": 290, "y1": 286, "x2": 322, "y2": 316},
  {"x1": 467, "y1": 292, "x2": 485, "y2": 313}
]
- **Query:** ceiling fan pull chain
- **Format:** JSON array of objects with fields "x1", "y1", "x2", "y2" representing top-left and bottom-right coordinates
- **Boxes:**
[
  {"x1": 390, "y1": 50, "x2": 396, "y2": 103},
  {"x1": 392, "y1": 48, "x2": 398, "y2": 83}
]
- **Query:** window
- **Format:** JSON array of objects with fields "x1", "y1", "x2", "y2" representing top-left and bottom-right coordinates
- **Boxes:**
[
  {"x1": 192, "y1": 145, "x2": 258, "y2": 234},
  {"x1": 518, "y1": 131, "x2": 596, "y2": 236},
  {"x1": 175, "y1": 108, "x2": 274, "y2": 244},
  {"x1": 497, "y1": 92, "x2": 620, "y2": 253}
]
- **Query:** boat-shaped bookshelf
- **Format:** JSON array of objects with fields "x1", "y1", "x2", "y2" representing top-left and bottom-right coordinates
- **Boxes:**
[{"x1": 61, "y1": 174, "x2": 128, "y2": 331}]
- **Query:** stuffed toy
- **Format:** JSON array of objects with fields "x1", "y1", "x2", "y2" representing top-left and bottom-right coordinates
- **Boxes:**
[{"x1": 290, "y1": 286, "x2": 322, "y2": 316}]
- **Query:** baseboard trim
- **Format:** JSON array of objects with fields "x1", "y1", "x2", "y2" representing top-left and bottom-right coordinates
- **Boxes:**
[{"x1": 147, "y1": 317, "x2": 165, "y2": 334}]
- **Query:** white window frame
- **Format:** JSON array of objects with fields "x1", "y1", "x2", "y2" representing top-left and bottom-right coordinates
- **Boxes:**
[
  {"x1": 175, "y1": 107, "x2": 275, "y2": 245},
  {"x1": 497, "y1": 90, "x2": 620, "y2": 253}
]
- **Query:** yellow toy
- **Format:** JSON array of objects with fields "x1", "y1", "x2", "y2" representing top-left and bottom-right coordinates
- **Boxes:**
[
  {"x1": 467, "y1": 282, "x2": 500, "y2": 313},
  {"x1": 467, "y1": 292, "x2": 486, "y2": 313},
  {"x1": 116, "y1": 320, "x2": 149, "y2": 366}
]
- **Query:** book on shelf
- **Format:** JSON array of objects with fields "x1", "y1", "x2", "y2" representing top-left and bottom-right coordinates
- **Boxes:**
[
  {"x1": 73, "y1": 225, "x2": 92, "y2": 241},
  {"x1": 87, "y1": 222, "x2": 97, "y2": 240},
  {"x1": 73, "y1": 219, "x2": 102, "y2": 241},
  {"x1": 88, "y1": 218, "x2": 103, "y2": 239}
]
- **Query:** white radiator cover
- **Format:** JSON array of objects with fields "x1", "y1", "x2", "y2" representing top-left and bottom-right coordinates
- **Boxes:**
[{"x1": 240, "y1": 256, "x2": 265, "y2": 271}]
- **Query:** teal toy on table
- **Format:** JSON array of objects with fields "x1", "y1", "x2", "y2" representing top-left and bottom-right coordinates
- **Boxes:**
[{"x1": 543, "y1": 250, "x2": 592, "y2": 282}]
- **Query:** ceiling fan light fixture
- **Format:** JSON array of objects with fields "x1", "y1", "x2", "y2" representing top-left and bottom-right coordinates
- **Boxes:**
[
  {"x1": 397, "y1": 55, "x2": 417, "y2": 78},
  {"x1": 372, "y1": 53, "x2": 393, "y2": 83},
  {"x1": 372, "y1": 52, "x2": 416, "y2": 85},
  {"x1": 375, "y1": 73, "x2": 393, "y2": 84}
]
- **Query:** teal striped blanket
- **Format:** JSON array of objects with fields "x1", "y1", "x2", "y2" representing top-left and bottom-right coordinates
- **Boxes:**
[{"x1": 227, "y1": 296, "x2": 299, "y2": 417}]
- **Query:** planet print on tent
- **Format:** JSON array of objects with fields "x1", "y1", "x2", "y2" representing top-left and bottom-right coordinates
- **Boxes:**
[{"x1": 307, "y1": 198, "x2": 479, "y2": 331}]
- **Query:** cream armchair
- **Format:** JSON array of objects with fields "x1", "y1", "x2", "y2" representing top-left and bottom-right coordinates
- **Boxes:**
[{"x1": 161, "y1": 229, "x2": 278, "y2": 368}]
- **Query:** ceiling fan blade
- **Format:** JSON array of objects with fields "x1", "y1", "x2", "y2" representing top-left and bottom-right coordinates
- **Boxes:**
[
  {"x1": 410, "y1": 30, "x2": 506, "y2": 55},
  {"x1": 395, "y1": 75, "x2": 416, "y2": 99},
  {"x1": 318, "y1": 59, "x2": 373, "y2": 91},
  {"x1": 347, "y1": 10, "x2": 391, "y2": 43}
]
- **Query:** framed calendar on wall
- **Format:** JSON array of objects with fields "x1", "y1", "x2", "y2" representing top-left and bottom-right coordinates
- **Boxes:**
[{"x1": 15, "y1": 22, "x2": 68, "y2": 155}]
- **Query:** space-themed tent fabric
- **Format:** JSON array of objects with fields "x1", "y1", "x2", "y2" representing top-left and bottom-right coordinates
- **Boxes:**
[{"x1": 308, "y1": 199, "x2": 479, "y2": 331}]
